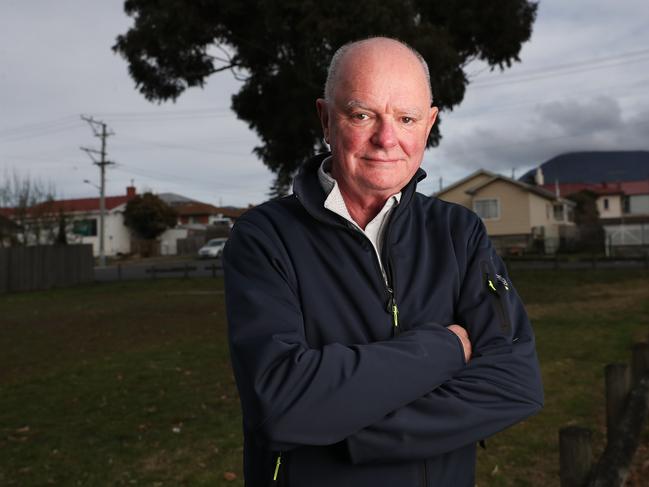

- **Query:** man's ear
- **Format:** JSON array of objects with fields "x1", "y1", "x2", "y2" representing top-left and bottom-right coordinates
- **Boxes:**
[
  {"x1": 427, "y1": 106, "x2": 439, "y2": 136},
  {"x1": 316, "y1": 98, "x2": 330, "y2": 144}
]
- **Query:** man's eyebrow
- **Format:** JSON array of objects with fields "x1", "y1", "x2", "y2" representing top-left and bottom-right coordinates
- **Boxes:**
[
  {"x1": 343, "y1": 100, "x2": 424, "y2": 117},
  {"x1": 344, "y1": 100, "x2": 370, "y2": 110}
]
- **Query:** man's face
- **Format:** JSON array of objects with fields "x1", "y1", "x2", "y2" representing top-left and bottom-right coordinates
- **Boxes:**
[{"x1": 317, "y1": 41, "x2": 438, "y2": 200}]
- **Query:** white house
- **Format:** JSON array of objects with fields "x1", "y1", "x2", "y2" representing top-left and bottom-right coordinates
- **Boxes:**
[{"x1": 25, "y1": 186, "x2": 137, "y2": 257}]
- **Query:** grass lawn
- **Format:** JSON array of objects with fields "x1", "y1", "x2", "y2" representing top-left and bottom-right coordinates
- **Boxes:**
[{"x1": 1, "y1": 270, "x2": 648, "y2": 486}]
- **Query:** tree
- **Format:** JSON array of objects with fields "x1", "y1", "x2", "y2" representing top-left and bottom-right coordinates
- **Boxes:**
[
  {"x1": 568, "y1": 190, "x2": 605, "y2": 253},
  {"x1": 55, "y1": 209, "x2": 68, "y2": 245},
  {"x1": 123, "y1": 192, "x2": 177, "y2": 240},
  {"x1": 114, "y1": 0, "x2": 537, "y2": 195},
  {"x1": 0, "y1": 169, "x2": 58, "y2": 246}
]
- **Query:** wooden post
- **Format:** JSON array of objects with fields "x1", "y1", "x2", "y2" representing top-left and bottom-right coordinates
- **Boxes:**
[
  {"x1": 560, "y1": 426, "x2": 593, "y2": 487},
  {"x1": 211, "y1": 264, "x2": 217, "y2": 279},
  {"x1": 589, "y1": 378, "x2": 649, "y2": 487},
  {"x1": 631, "y1": 343, "x2": 649, "y2": 385},
  {"x1": 605, "y1": 363, "x2": 630, "y2": 442},
  {"x1": 184, "y1": 263, "x2": 189, "y2": 279}
]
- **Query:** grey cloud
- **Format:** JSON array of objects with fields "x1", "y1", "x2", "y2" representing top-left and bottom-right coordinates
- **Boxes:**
[
  {"x1": 434, "y1": 96, "x2": 649, "y2": 180},
  {"x1": 535, "y1": 96, "x2": 623, "y2": 134}
]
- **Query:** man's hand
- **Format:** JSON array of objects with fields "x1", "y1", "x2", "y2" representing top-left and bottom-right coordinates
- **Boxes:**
[{"x1": 446, "y1": 324, "x2": 472, "y2": 363}]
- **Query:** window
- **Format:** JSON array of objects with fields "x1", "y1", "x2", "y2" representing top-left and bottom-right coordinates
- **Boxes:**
[
  {"x1": 72, "y1": 219, "x2": 97, "y2": 237},
  {"x1": 603, "y1": 198, "x2": 609, "y2": 211},
  {"x1": 474, "y1": 199, "x2": 499, "y2": 220},
  {"x1": 553, "y1": 204, "x2": 564, "y2": 221}
]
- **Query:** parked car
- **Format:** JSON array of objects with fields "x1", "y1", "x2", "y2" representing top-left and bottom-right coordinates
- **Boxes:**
[{"x1": 197, "y1": 238, "x2": 227, "y2": 259}]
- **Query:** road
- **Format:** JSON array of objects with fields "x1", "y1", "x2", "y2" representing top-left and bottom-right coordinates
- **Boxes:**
[{"x1": 94, "y1": 258, "x2": 224, "y2": 282}]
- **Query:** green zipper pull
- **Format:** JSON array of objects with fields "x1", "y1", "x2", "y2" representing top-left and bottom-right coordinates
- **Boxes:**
[
  {"x1": 487, "y1": 278, "x2": 497, "y2": 293},
  {"x1": 273, "y1": 453, "x2": 282, "y2": 481}
]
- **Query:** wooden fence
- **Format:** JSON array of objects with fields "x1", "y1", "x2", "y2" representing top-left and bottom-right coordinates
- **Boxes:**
[
  {"x1": 559, "y1": 342, "x2": 649, "y2": 486},
  {"x1": 0, "y1": 245, "x2": 94, "y2": 293}
]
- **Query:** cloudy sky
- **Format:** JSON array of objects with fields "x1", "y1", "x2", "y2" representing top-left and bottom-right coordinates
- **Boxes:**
[{"x1": 1, "y1": 1, "x2": 648, "y2": 206}]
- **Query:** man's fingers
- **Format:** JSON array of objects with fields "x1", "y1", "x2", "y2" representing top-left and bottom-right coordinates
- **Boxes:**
[{"x1": 446, "y1": 324, "x2": 472, "y2": 362}]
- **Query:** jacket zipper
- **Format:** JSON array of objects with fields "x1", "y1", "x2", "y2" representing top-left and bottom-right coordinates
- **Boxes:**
[
  {"x1": 419, "y1": 459, "x2": 429, "y2": 486},
  {"x1": 385, "y1": 254, "x2": 399, "y2": 335},
  {"x1": 272, "y1": 452, "x2": 283, "y2": 484},
  {"x1": 344, "y1": 222, "x2": 399, "y2": 336}
]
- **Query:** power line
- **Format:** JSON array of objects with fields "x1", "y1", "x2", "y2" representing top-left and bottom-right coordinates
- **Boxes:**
[
  {"x1": 0, "y1": 115, "x2": 79, "y2": 137},
  {"x1": 116, "y1": 134, "x2": 255, "y2": 157},
  {"x1": 450, "y1": 80, "x2": 649, "y2": 120},
  {"x1": 471, "y1": 49, "x2": 649, "y2": 89},
  {"x1": 0, "y1": 119, "x2": 84, "y2": 142}
]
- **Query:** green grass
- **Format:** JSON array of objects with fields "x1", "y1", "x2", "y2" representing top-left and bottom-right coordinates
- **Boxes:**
[{"x1": 1, "y1": 271, "x2": 648, "y2": 486}]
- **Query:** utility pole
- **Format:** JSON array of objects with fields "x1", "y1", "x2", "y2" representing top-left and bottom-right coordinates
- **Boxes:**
[{"x1": 81, "y1": 115, "x2": 114, "y2": 267}]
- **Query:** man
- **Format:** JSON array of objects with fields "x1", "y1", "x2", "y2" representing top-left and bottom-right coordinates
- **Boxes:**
[{"x1": 224, "y1": 37, "x2": 543, "y2": 486}]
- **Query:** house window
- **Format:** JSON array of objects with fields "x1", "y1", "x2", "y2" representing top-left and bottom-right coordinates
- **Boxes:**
[
  {"x1": 474, "y1": 199, "x2": 499, "y2": 220},
  {"x1": 553, "y1": 204, "x2": 564, "y2": 221},
  {"x1": 603, "y1": 198, "x2": 609, "y2": 211},
  {"x1": 566, "y1": 207, "x2": 575, "y2": 222},
  {"x1": 72, "y1": 219, "x2": 97, "y2": 237}
]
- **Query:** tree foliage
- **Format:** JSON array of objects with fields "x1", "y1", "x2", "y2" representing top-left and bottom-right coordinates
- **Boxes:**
[
  {"x1": 114, "y1": 0, "x2": 538, "y2": 195},
  {"x1": 568, "y1": 190, "x2": 605, "y2": 253},
  {"x1": 123, "y1": 193, "x2": 177, "y2": 240}
]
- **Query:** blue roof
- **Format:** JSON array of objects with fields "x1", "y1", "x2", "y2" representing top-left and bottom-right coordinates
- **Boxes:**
[{"x1": 520, "y1": 151, "x2": 649, "y2": 184}]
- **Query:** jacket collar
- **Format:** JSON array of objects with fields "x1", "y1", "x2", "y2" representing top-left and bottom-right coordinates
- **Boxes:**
[{"x1": 292, "y1": 152, "x2": 427, "y2": 225}]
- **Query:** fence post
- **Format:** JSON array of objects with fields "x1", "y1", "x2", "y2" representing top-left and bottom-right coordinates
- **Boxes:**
[
  {"x1": 150, "y1": 266, "x2": 156, "y2": 280},
  {"x1": 560, "y1": 426, "x2": 593, "y2": 487},
  {"x1": 605, "y1": 363, "x2": 630, "y2": 442},
  {"x1": 117, "y1": 264, "x2": 122, "y2": 281},
  {"x1": 591, "y1": 255, "x2": 597, "y2": 269},
  {"x1": 631, "y1": 343, "x2": 649, "y2": 385},
  {"x1": 555, "y1": 255, "x2": 560, "y2": 270},
  {"x1": 211, "y1": 264, "x2": 217, "y2": 279},
  {"x1": 184, "y1": 263, "x2": 189, "y2": 279}
]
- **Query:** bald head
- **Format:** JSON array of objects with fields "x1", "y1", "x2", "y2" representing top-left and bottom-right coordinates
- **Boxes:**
[{"x1": 323, "y1": 37, "x2": 433, "y2": 104}]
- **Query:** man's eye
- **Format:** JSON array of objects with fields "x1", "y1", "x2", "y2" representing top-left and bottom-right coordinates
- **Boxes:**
[
  {"x1": 401, "y1": 116, "x2": 415, "y2": 124},
  {"x1": 352, "y1": 113, "x2": 369, "y2": 121}
]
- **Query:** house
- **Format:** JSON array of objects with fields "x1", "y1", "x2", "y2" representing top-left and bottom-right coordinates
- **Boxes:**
[
  {"x1": 2, "y1": 186, "x2": 137, "y2": 256},
  {"x1": 173, "y1": 201, "x2": 232, "y2": 226},
  {"x1": 157, "y1": 195, "x2": 244, "y2": 255},
  {"x1": 436, "y1": 169, "x2": 575, "y2": 254},
  {"x1": 156, "y1": 194, "x2": 254, "y2": 256},
  {"x1": 520, "y1": 151, "x2": 649, "y2": 255},
  {"x1": 3, "y1": 186, "x2": 254, "y2": 258}
]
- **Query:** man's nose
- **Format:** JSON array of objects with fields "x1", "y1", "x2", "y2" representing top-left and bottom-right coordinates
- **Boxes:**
[{"x1": 370, "y1": 118, "x2": 398, "y2": 148}]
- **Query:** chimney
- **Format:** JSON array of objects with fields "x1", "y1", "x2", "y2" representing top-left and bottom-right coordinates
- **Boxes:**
[
  {"x1": 126, "y1": 186, "x2": 136, "y2": 198},
  {"x1": 534, "y1": 167, "x2": 545, "y2": 186}
]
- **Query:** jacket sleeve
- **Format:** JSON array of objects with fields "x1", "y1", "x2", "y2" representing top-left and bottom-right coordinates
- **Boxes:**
[
  {"x1": 224, "y1": 216, "x2": 467, "y2": 450},
  {"x1": 345, "y1": 218, "x2": 544, "y2": 463}
]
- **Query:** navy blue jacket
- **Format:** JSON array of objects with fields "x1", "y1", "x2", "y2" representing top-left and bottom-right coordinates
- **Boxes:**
[{"x1": 224, "y1": 153, "x2": 543, "y2": 486}]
